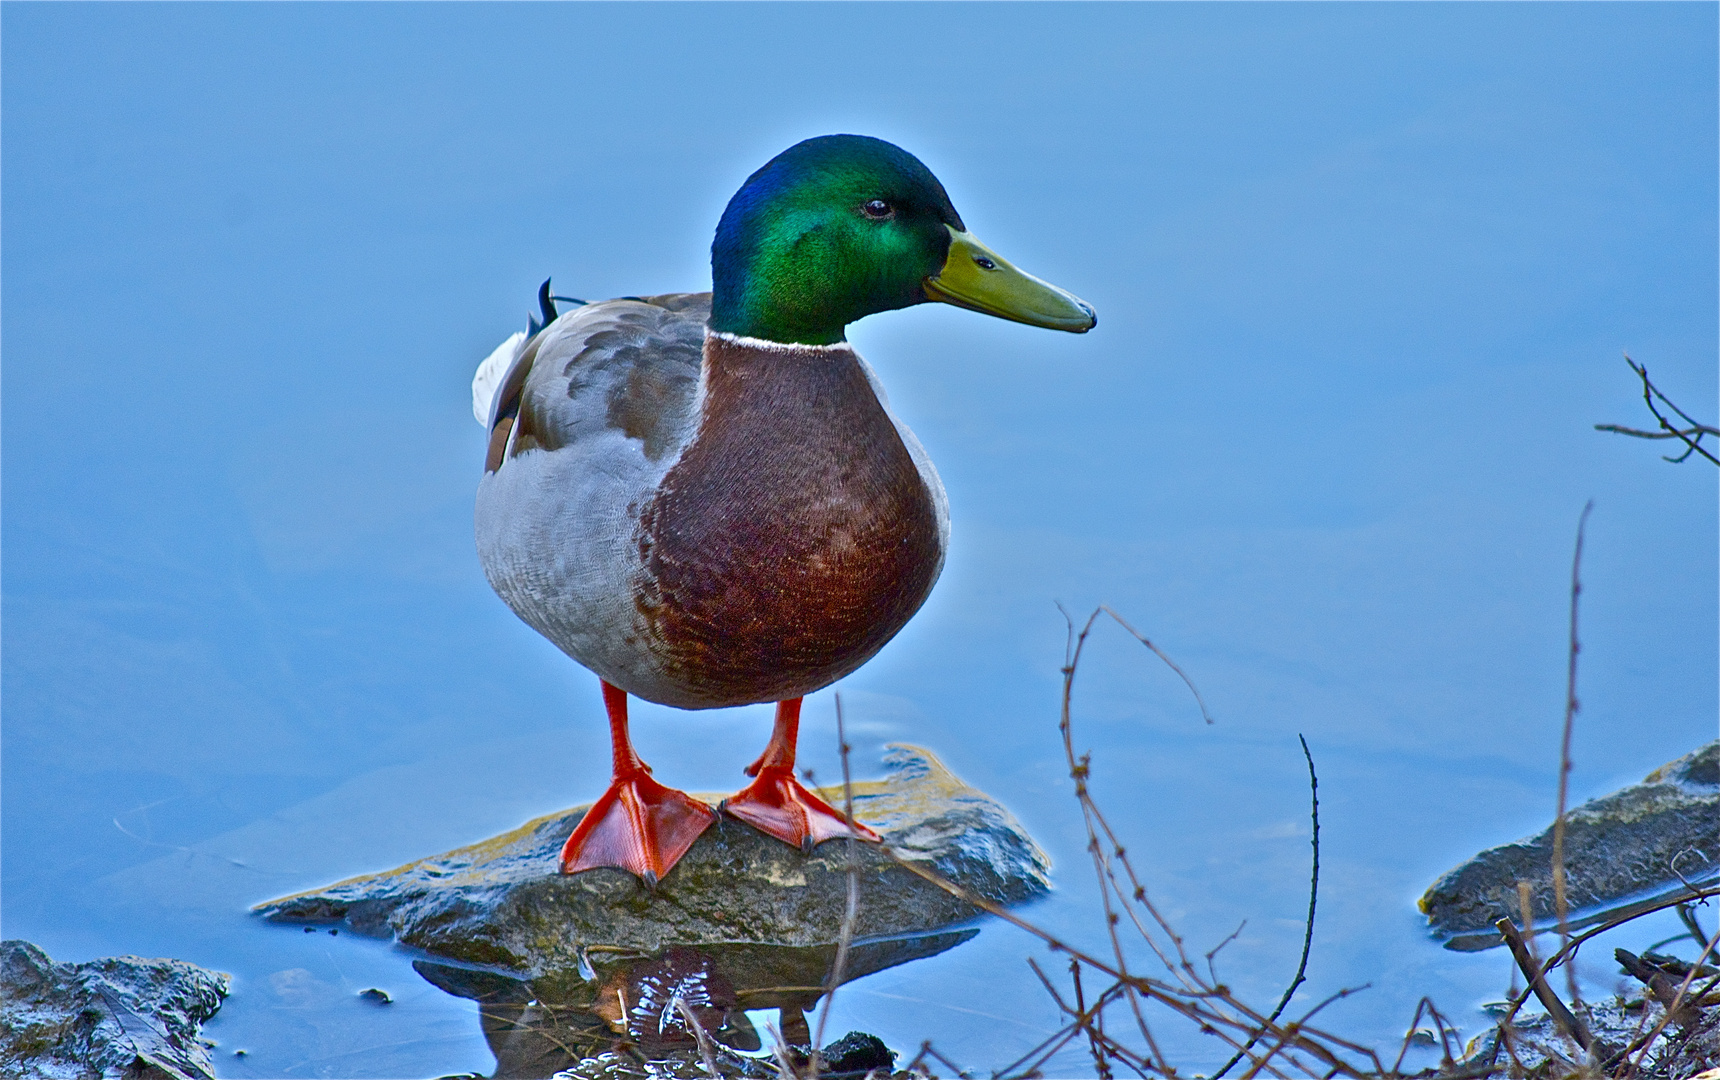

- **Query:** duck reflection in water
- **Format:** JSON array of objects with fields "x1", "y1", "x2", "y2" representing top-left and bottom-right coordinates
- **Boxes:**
[{"x1": 415, "y1": 929, "x2": 976, "y2": 1077}]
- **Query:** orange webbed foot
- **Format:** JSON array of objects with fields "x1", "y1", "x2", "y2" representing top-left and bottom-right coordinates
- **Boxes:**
[
  {"x1": 560, "y1": 680, "x2": 716, "y2": 882},
  {"x1": 559, "y1": 771, "x2": 716, "y2": 882},
  {"x1": 721, "y1": 696, "x2": 881, "y2": 851},
  {"x1": 721, "y1": 768, "x2": 881, "y2": 851}
]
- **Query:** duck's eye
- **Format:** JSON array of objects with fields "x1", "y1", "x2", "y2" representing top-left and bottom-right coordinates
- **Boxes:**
[{"x1": 860, "y1": 199, "x2": 893, "y2": 220}]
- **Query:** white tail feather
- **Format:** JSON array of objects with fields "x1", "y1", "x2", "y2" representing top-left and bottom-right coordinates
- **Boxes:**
[{"x1": 472, "y1": 331, "x2": 527, "y2": 426}]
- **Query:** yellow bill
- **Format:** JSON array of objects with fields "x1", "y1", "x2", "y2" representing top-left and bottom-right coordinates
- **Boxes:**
[{"x1": 922, "y1": 226, "x2": 1097, "y2": 333}]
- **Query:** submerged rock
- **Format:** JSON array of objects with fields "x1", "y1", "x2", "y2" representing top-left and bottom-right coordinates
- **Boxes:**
[
  {"x1": 255, "y1": 745, "x2": 1049, "y2": 972},
  {"x1": 0, "y1": 940, "x2": 229, "y2": 1080},
  {"x1": 1420, "y1": 742, "x2": 1719, "y2": 951}
]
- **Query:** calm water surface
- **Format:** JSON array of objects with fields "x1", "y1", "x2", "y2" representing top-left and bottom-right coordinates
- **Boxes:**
[{"x1": 4, "y1": 5, "x2": 1715, "y2": 1076}]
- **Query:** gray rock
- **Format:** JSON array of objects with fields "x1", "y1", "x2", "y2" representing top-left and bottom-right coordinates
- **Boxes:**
[
  {"x1": 254, "y1": 745, "x2": 1050, "y2": 975},
  {"x1": 1420, "y1": 742, "x2": 1719, "y2": 951},
  {"x1": 0, "y1": 940, "x2": 230, "y2": 1080}
]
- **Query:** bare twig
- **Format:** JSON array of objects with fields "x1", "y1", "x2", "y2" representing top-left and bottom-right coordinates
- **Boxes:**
[
  {"x1": 1495, "y1": 882, "x2": 1720, "y2": 1030},
  {"x1": 882, "y1": 848, "x2": 1373, "y2": 1076},
  {"x1": 1553, "y1": 500, "x2": 1593, "y2": 1005},
  {"x1": 1593, "y1": 423, "x2": 1714, "y2": 441},
  {"x1": 882, "y1": 608, "x2": 1385, "y2": 1079},
  {"x1": 813, "y1": 694, "x2": 862, "y2": 1060},
  {"x1": 1677, "y1": 901, "x2": 1710, "y2": 949},
  {"x1": 1624, "y1": 921, "x2": 1720, "y2": 1076},
  {"x1": 904, "y1": 1040, "x2": 967, "y2": 1078},
  {"x1": 1206, "y1": 920, "x2": 1249, "y2": 985},
  {"x1": 886, "y1": 607, "x2": 1401, "y2": 1077},
  {"x1": 1615, "y1": 949, "x2": 1699, "y2": 1025},
  {"x1": 767, "y1": 1021, "x2": 801, "y2": 1080},
  {"x1": 1495, "y1": 915, "x2": 1592, "y2": 1053},
  {"x1": 1058, "y1": 608, "x2": 1170, "y2": 1073},
  {"x1": 1595, "y1": 355, "x2": 1720, "y2": 465},
  {"x1": 1236, "y1": 983, "x2": 1368, "y2": 1080},
  {"x1": 671, "y1": 995, "x2": 724, "y2": 1077},
  {"x1": 1101, "y1": 605, "x2": 1215, "y2": 724},
  {"x1": 1068, "y1": 959, "x2": 1114, "y2": 1078},
  {"x1": 1212, "y1": 735, "x2": 1321, "y2": 1079}
]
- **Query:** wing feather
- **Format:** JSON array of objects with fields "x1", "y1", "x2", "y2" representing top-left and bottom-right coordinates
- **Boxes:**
[{"x1": 472, "y1": 331, "x2": 528, "y2": 427}]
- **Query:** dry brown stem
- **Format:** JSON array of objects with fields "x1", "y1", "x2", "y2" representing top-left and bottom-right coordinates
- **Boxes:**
[
  {"x1": 1554, "y1": 500, "x2": 1593, "y2": 1006},
  {"x1": 672, "y1": 994, "x2": 723, "y2": 1077},
  {"x1": 838, "y1": 598, "x2": 1714, "y2": 1079},
  {"x1": 877, "y1": 607, "x2": 1375, "y2": 1078},
  {"x1": 811, "y1": 694, "x2": 862, "y2": 1064},
  {"x1": 1496, "y1": 915, "x2": 1592, "y2": 1053}
]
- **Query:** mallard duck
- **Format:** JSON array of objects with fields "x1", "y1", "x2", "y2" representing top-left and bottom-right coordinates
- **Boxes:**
[{"x1": 472, "y1": 135, "x2": 1094, "y2": 883}]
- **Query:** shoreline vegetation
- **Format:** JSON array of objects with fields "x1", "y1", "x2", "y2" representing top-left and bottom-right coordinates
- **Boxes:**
[
  {"x1": 838, "y1": 493, "x2": 1716, "y2": 1080},
  {"x1": 462, "y1": 599, "x2": 1719, "y2": 1080}
]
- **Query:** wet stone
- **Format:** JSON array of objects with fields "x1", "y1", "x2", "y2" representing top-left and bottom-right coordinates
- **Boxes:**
[
  {"x1": 1420, "y1": 742, "x2": 1719, "y2": 951},
  {"x1": 0, "y1": 939, "x2": 230, "y2": 1080},
  {"x1": 815, "y1": 1031, "x2": 896, "y2": 1075},
  {"x1": 254, "y1": 745, "x2": 1050, "y2": 973},
  {"x1": 257, "y1": 746, "x2": 1046, "y2": 1074}
]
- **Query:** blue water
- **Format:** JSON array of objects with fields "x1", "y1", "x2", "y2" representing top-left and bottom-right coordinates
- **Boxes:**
[{"x1": 4, "y1": 5, "x2": 1715, "y2": 1076}]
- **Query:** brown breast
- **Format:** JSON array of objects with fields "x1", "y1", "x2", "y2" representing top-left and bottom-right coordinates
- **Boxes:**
[{"x1": 634, "y1": 334, "x2": 942, "y2": 705}]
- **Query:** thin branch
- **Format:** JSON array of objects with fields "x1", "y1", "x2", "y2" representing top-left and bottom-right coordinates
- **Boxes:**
[
  {"x1": 1593, "y1": 423, "x2": 1715, "y2": 440},
  {"x1": 813, "y1": 694, "x2": 862, "y2": 1059},
  {"x1": 671, "y1": 995, "x2": 723, "y2": 1077},
  {"x1": 1616, "y1": 949, "x2": 1699, "y2": 1024},
  {"x1": 1236, "y1": 984, "x2": 1369, "y2": 1080},
  {"x1": 1026, "y1": 956, "x2": 1075, "y2": 1016},
  {"x1": 1494, "y1": 882, "x2": 1720, "y2": 1029},
  {"x1": 1623, "y1": 920, "x2": 1720, "y2": 1076},
  {"x1": 917, "y1": 1041, "x2": 968, "y2": 1078},
  {"x1": 1388, "y1": 999, "x2": 1465, "y2": 1076},
  {"x1": 767, "y1": 1021, "x2": 801, "y2": 1080},
  {"x1": 1070, "y1": 959, "x2": 1112, "y2": 1078},
  {"x1": 1598, "y1": 354, "x2": 1720, "y2": 465},
  {"x1": 886, "y1": 847, "x2": 1371, "y2": 1077},
  {"x1": 1205, "y1": 920, "x2": 1249, "y2": 986},
  {"x1": 999, "y1": 977, "x2": 1156, "y2": 1080},
  {"x1": 1677, "y1": 901, "x2": 1710, "y2": 949},
  {"x1": 1102, "y1": 605, "x2": 1215, "y2": 724},
  {"x1": 1553, "y1": 500, "x2": 1592, "y2": 1005},
  {"x1": 1495, "y1": 916, "x2": 1591, "y2": 1053},
  {"x1": 1211, "y1": 735, "x2": 1321, "y2": 1078},
  {"x1": 1058, "y1": 608, "x2": 1171, "y2": 1073},
  {"x1": 901, "y1": 606, "x2": 1388, "y2": 1080}
]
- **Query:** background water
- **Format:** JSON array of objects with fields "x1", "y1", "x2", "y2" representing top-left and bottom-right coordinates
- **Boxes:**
[{"x1": 3, "y1": 4, "x2": 1715, "y2": 1077}]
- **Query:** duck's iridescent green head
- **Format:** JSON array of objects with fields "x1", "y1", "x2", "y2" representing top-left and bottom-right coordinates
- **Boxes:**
[{"x1": 711, "y1": 135, "x2": 1095, "y2": 346}]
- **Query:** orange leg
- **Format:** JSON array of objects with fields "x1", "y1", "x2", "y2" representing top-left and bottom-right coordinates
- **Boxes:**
[
  {"x1": 559, "y1": 681, "x2": 716, "y2": 884},
  {"x1": 720, "y1": 698, "x2": 882, "y2": 851}
]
